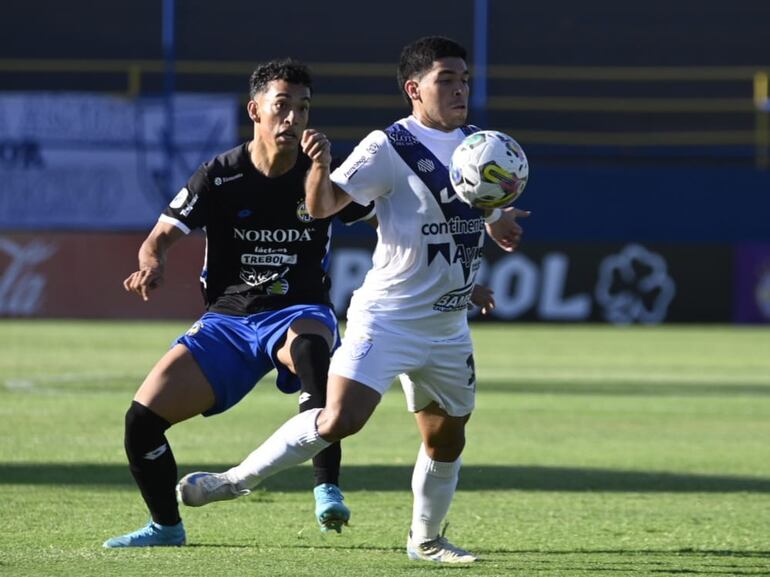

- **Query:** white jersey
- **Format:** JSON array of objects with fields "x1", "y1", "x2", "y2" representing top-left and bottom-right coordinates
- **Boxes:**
[{"x1": 331, "y1": 116, "x2": 485, "y2": 338}]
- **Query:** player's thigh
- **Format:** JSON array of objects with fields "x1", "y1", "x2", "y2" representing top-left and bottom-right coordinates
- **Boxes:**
[
  {"x1": 317, "y1": 374, "x2": 382, "y2": 440},
  {"x1": 330, "y1": 321, "x2": 424, "y2": 396},
  {"x1": 134, "y1": 343, "x2": 215, "y2": 424},
  {"x1": 325, "y1": 322, "x2": 424, "y2": 438},
  {"x1": 400, "y1": 332, "x2": 476, "y2": 418}
]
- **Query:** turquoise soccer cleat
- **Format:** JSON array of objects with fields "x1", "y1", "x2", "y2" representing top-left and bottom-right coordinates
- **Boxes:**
[
  {"x1": 313, "y1": 483, "x2": 350, "y2": 533},
  {"x1": 103, "y1": 520, "x2": 186, "y2": 548}
]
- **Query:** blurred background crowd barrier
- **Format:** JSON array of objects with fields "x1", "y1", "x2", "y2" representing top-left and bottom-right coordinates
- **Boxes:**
[{"x1": 1, "y1": 0, "x2": 768, "y2": 323}]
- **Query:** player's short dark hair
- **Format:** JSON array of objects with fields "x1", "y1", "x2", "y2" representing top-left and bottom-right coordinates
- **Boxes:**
[
  {"x1": 397, "y1": 36, "x2": 467, "y2": 104},
  {"x1": 249, "y1": 58, "x2": 312, "y2": 99}
]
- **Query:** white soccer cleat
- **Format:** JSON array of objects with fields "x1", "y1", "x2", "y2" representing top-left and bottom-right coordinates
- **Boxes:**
[
  {"x1": 176, "y1": 471, "x2": 250, "y2": 507},
  {"x1": 406, "y1": 529, "x2": 477, "y2": 564}
]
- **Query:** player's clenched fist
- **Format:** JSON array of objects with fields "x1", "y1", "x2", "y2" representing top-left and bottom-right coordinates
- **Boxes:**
[{"x1": 302, "y1": 129, "x2": 331, "y2": 166}]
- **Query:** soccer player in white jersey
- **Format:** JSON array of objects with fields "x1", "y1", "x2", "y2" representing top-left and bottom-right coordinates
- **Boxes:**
[{"x1": 176, "y1": 36, "x2": 527, "y2": 563}]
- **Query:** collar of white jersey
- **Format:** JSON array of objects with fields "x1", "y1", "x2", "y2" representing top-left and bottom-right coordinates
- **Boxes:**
[{"x1": 401, "y1": 115, "x2": 467, "y2": 141}]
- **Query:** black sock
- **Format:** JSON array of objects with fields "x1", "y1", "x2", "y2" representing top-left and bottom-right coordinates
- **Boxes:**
[
  {"x1": 290, "y1": 334, "x2": 341, "y2": 487},
  {"x1": 124, "y1": 401, "x2": 180, "y2": 526}
]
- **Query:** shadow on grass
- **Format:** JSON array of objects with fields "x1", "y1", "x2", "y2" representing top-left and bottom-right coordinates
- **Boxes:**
[
  {"x1": 2, "y1": 463, "x2": 769, "y2": 493},
  {"x1": 175, "y1": 543, "x2": 770, "y2": 562},
  {"x1": 498, "y1": 548, "x2": 770, "y2": 558},
  {"x1": 480, "y1": 380, "x2": 770, "y2": 396}
]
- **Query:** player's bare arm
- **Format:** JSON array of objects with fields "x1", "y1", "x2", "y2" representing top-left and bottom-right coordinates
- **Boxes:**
[
  {"x1": 302, "y1": 129, "x2": 353, "y2": 218},
  {"x1": 486, "y1": 206, "x2": 530, "y2": 253},
  {"x1": 123, "y1": 220, "x2": 185, "y2": 301}
]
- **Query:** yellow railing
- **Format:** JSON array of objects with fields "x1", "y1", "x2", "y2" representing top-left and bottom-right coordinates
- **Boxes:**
[
  {"x1": 1, "y1": 58, "x2": 768, "y2": 167},
  {"x1": 755, "y1": 72, "x2": 769, "y2": 169}
]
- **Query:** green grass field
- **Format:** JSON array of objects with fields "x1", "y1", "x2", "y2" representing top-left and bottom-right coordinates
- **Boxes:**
[{"x1": 1, "y1": 320, "x2": 769, "y2": 576}]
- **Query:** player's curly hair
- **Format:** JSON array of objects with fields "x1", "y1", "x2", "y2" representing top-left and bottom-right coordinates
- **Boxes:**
[
  {"x1": 397, "y1": 36, "x2": 467, "y2": 105},
  {"x1": 249, "y1": 58, "x2": 312, "y2": 99}
]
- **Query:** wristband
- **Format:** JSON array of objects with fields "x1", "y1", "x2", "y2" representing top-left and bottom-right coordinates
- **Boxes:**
[{"x1": 484, "y1": 208, "x2": 502, "y2": 224}]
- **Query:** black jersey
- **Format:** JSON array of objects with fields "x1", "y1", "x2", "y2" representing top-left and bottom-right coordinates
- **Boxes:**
[{"x1": 162, "y1": 142, "x2": 373, "y2": 316}]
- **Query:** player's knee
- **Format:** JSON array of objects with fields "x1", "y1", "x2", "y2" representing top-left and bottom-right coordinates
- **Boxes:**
[
  {"x1": 423, "y1": 431, "x2": 466, "y2": 462},
  {"x1": 290, "y1": 333, "x2": 330, "y2": 367},
  {"x1": 292, "y1": 334, "x2": 332, "y2": 410},
  {"x1": 124, "y1": 401, "x2": 171, "y2": 458},
  {"x1": 318, "y1": 406, "x2": 367, "y2": 441},
  {"x1": 291, "y1": 333, "x2": 330, "y2": 381}
]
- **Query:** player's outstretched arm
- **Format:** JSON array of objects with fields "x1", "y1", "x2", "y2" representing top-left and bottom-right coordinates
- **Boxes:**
[
  {"x1": 485, "y1": 206, "x2": 530, "y2": 253},
  {"x1": 302, "y1": 129, "x2": 353, "y2": 218},
  {"x1": 123, "y1": 220, "x2": 185, "y2": 301}
]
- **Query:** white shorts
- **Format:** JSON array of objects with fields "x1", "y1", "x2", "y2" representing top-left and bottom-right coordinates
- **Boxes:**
[{"x1": 329, "y1": 320, "x2": 476, "y2": 417}]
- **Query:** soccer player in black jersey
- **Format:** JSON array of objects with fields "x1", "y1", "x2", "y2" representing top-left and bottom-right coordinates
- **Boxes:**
[{"x1": 103, "y1": 59, "x2": 374, "y2": 548}]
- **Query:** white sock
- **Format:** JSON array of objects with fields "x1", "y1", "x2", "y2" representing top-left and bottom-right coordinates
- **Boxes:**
[
  {"x1": 410, "y1": 443, "x2": 462, "y2": 544},
  {"x1": 225, "y1": 408, "x2": 330, "y2": 490}
]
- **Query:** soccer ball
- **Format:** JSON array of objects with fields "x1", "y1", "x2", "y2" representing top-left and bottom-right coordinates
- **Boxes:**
[{"x1": 449, "y1": 130, "x2": 529, "y2": 209}]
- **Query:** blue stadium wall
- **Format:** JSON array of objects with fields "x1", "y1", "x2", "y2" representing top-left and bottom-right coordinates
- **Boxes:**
[
  {"x1": 2, "y1": 1, "x2": 769, "y2": 322},
  {"x1": 4, "y1": 0, "x2": 769, "y2": 66},
  {"x1": 6, "y1": 0, "x2": 766, "y2": 243}
]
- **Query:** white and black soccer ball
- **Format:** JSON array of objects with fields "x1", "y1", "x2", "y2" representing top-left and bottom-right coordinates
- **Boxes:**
[{"x1": 449, "y1": 130, "x2": 529, "y2": 209}]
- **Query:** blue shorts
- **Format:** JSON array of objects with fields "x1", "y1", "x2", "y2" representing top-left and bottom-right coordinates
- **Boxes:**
[{"x1": 175, "y1": 304, "x2": 339, "y2": 416}]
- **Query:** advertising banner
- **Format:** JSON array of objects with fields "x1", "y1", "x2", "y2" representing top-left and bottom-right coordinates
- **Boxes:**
[
  {"x1": 0, "y1": 232, "x2": 761, "y2": 324},
  {"x1": 733, "y1": 243, "x2": 770, "y2": 324},
  {"x1": 0, "y1": 232, "x2": 205, "y2": 319},
  {"x1": 0, "y1": 93, "x2": 237, "y2": 231},
  {"x1": 328, "y1": 240, "x2": 736, "y2": 324}
]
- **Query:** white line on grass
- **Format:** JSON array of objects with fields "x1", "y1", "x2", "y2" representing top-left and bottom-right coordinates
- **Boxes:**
[{"x1": 2, "y1": 372, "x2": 143, "y2": 394}]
